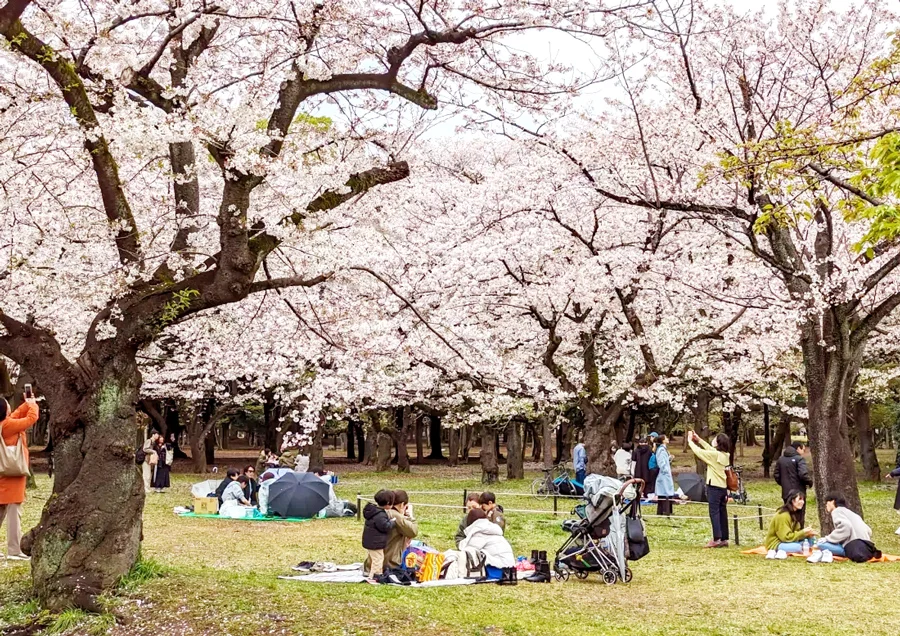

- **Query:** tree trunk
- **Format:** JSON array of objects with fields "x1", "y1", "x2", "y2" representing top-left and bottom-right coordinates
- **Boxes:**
[
  {"x1": 220, "y1": 418, "x2": 230, "y2": 450},
  {"x1": 307, "y1": 416, "x2": 325, "y2": 473},
  {"x1": 263, "y1": 392, "x2": 282, "y2": 453},
  {"x1": 625, "y1": 409, "x2": 637, "y2": 443},
  {"x1": 583, "y1": 400, "x2": 622, "y2": 476},
  {"x1": 355, "y1": 422, "x2": 366, "y2": 464},
  {"x1": 414, "y1": 417, "x2": 424, "y2": 464},
  {"x1": 529, "y1": 422, "x2": 542, "y2": 462},
  {"x1": 204, "y1": 433, "x2": 216, "y2": 467},
  {"x1": 23, "y1": 358, "x2": 144, "y2": 612},
  {"x1": 427, "y1": 416, "x2": 444, "y2": 460},
  {"x1": 480, "y1": 426, "x2": 499, "y2": 484},
  {"x1": 375, "y1": 432, "x2": 392, "y2": 472},
  {"x1": 448, "y1": 427, "x2": 460, "y2": 467},
  {"x1": 189, "y1": 430, "x2": 207, "y2": 473},
  {"x1": 690, "y1": 392, "x2": 711, "y2": 477},
  {"x1": 762, "y1": 404, "x2": 772, "y2": 478},
  {"x1": 462, "y1": 424, "x2": 474, "y2": 461},
  {"x1": 395, "y1": 407, "x2": 412, "y2": 473},
  {"x1": 555, "y1": 420, "x2": 568, "y2": 464},
  {"x1": 853, "y1": 400, "x2": 881, "y2": 482},
  {"x1": 506, "y1": 420, "x2": 524, "y2": 480},
  {"x1": 541, "y1": 416, "x2": 554, "y2": 470},
  {"x1": 346, "y1": 421, "x2": 356, "y2": 460}
]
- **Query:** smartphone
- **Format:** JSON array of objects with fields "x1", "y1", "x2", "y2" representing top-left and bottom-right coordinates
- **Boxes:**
[{"x1": 24, "y1": 384, "x2": 33, "y2": 399}]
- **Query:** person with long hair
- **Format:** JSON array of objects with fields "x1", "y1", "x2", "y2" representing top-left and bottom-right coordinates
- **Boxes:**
[
  {"x1": 654, "y1": 435, "x2": 675, "y2": 516},
  {"x1": 688, "y1": 431, "x2": 731, "y2": 548},
  {"x1": 764, "y1": 490, "x2": 816, "y2": 559},
  {"x1": 0, "y1": 392, "x2": 40, "y2": 561}
]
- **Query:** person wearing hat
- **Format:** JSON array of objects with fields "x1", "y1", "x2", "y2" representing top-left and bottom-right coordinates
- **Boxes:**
[{"x1": 632, "y1": 437, "x2": 657, "y2": 496}]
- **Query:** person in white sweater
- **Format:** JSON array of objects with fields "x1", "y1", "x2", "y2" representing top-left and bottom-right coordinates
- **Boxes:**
[
  {"x1": 810, "y1": 494, "x2": 872, "y2": 561},
  {"x1": 614, "y1": 442, "x2": 634, "y2": 480},
  {"x1": 458, "y1": 509, "x2": 515, "y2": 573}
]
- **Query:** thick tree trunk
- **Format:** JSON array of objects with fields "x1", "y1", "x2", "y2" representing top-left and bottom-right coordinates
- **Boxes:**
[
  {"x1": 461, "y1": 424, "x2": 474, "y2": 461},
  {"x1": 744, "y1": 422, "x2": 757, "y2": 446},
  {"x1": 355, "y1": 422, "x2": 366, "y2": 464},
  {"x1": 690, "y1": 392, "x2": 711, "y2": 477},
  {"x1": 853, "y1": 400, "x2": 881, "y2": 482},
  {"x1": 583, "y1": 400, "x2": 622, "y2": 476},
  {"x1": 541, "y1": 416, "x2": 554, "y2": 470},
  {"x1": 414, "y1": 417, "x2": 424, "y2": 463},
  {"x1": 190, "y1": 432, "x2": 207, "y2": 473},
  {"x1": 346, "y1": 421, "x2": 356, "y2": 460},
  {"x1": 448, "y1": 427, "x2": 460, "y2": 467},
  {"x1": 204, "y1": 433, "x2": 215, "y2": 466},
  {"x1": 625, "y1": 409, "x2": 636, "y2": 443},
  {"x1": 307, "y1": 417, "x2": 325, "y2": 473},
  {"x1": 506, "y1": 420, "x2": 524, "y2": 480},
  {"x1": 529, "y1": 422, "x2": 542, "y2": 462},
  {"x1": 480, "y1": 426, "x2": 499, "y2": 484},
  {"x1": 24, "y1": 358, "x2": 144, "y2": 612},
  {"x1": 762, "y1": 404, "x2": 772, "y2": 478},
  {"x1": 395, "y1": 407, "x2": 412, "y2": 473},
  {"x1": 220, "y1": 418, "x2": 230, "y2": 450},
  {"x1": 555, "y1": 420, "x2": 568, "y2": 464},
  {"x1": 427, "y1": 416, "x2": 444, "y2": 459},
  {"x1": 375, "y1": 432, "x2": 392, "y2": 472},
  {"x1": 364, "y1": 429, "x2": 375, "y2": 466}
]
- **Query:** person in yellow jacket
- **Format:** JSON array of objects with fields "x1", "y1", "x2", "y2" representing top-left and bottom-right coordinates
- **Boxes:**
[
  {"x1": 688, "y1": 431, "x2": 731, "y2": 548},
  {"x1": 764, "y1": 490, "x2": 816, "y2": 559}
]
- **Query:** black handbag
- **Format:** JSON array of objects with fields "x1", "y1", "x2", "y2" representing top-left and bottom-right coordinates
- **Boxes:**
[{"x1": 626, "y1": 503, "x2": 650, "y2": 561}]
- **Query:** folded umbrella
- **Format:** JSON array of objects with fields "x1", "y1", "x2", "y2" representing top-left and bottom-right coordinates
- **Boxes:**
[{"x1": 267, "y1": 471, "x2": 331, "y2": 519}]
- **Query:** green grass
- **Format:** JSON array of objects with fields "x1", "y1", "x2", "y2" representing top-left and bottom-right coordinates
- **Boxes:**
[{"x1": 2, "y1": 445, "x2": 900, "y2": 635}]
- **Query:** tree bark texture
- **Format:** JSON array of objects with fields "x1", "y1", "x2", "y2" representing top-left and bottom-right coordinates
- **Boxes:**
[
  {"x1": 23, "y1": 358, "x2": 144, "y2": 612},
  {"x1": 480, "y1": 427, "x2": 499, "y2": 484},
  {"x1": 541, "y1": 416, "x2": 554, "y2": 470},
  {"x1": 414, "y1": 417, "x2": 424, "y2": 463},
  {"x1": 853, "y1": 400, "x2": 881, "y2": 482},
  {"x1": 506, "y1": 420, "x2": 524, "y2": 480},
  {"x1": 448, "y1": 427, "x2": 460, "y2": 467},
  {"x1": 395, "y1": 407, "x2": 412, "y2": 473},
  {"x1": 762, "y1": 404, "x2": 772, "y2": 478},
  {"x1": 583, "y1": 400, "x2": 623, "y2": 476},
  {"x1": 690, "y1": 392, "x2": 711, "y2": 477},
  {"x1": 427, "y1": 416, "x2": 444, "y2": 459},
  {"x1": 375, "y1": 432, "x2": 393, "y2": 472},
  {"x1": 306, "y1": 416, "x2": 325, "y2": 473},
  {"x1": 346, "y1": 421, "x2": 356, "y2": 460}
]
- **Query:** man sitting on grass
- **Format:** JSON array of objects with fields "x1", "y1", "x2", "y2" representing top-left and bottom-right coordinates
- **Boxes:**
[
  {"x1": 479, "y1": 491, "x2": 506, "y2": 532},
  {"x1": 809, "y1": 494, "x2": 872, "y2": 562}
]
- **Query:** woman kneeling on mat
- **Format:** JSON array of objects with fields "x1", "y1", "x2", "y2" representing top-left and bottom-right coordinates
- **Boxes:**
[{"x1": 764, "y1": 490, "x2": 816, "y2": 559}]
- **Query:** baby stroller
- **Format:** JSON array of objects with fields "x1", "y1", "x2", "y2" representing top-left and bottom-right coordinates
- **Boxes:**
[{"x1": 554, "y1": 476, "x2": 646, "y2": 585}]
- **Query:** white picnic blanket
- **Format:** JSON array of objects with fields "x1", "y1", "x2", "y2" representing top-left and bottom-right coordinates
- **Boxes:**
[{"x1": 278, "y1": 573, "x2": 479, "y2": 587}]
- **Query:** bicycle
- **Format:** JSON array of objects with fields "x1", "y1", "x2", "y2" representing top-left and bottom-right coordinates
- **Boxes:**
[
  {"x1": 531, "y1": 464, "x2": 573, "y2": 499},
  {"x1": 728, "y1": 466, "x2": 749, "y2": 504}
]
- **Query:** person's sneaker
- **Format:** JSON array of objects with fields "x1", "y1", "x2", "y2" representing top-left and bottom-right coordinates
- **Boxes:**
[
  {"x1": 7, "y1": 554, "x2": 30, "y2": 562},
  {"x1": 895, "y1": 526, "x2": 900, "y2": 536},
  {"x1": 292, "y1": 561, "x2": 314, "y2": 572},
  {"x1": 765, "y1": 549, "x2": 777, "y2": 559},
  {"x1": 321, "y1": 562, "x2": 337, "y2": 573},
  {"x1": 820, "y1": 550, "x2": 834, "y2": 563},
  {"x1": 807, "y1": 550, "x2": 823, "y2": 563},
  {"x1": 716, "y1": 541, "x2": 729, "y2": 548},
  {"x1": 704, "y1": 540, "x2": 719, "y2": 548},
  {"x1": 775, "y1": 550, "x2": 788, "y2": 560}
]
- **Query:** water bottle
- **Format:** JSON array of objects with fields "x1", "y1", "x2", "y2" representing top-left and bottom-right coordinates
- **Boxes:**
[{"x1": 802, "y1": 540, "x2": 810, "y2": 556}]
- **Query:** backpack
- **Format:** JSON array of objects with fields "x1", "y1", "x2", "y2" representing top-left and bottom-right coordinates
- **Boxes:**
[
  {"x1": 135, "y1": 448, "x2": 146, "y2": 465},
  {"x1": 648, "y1": 451, "x2": 658, "y2": 470},
  {"x1": 725, "y1": 466, "x2": 739, "y2": 491}
]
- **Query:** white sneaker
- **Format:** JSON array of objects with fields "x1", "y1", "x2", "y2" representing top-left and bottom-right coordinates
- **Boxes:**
[
  {"x1": 895, "y1": 526, "x2": 900, "y2": 536},
  {"x1": 765, "y1": 549, "x2": 777, "y2": 559},
  {"x1": 820, "y1": 550, "x2": 834, "y2": 563},
  {"x1": 7, "y1": 554, "x2": 30, "y2": 562},
  {"x1": 806, "y1": 551, "x2": 822, "y2": 563},
  {"x1": 775, "y1": 550, "x2": 788, "y2": 560}
]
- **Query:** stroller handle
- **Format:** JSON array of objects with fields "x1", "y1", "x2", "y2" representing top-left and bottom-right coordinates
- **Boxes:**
[{"x1": 618, "y1": 478, "x2": 645, "y2": 500}]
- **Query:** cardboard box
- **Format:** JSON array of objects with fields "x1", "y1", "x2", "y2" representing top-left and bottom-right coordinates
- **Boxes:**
[{"x1": 194, "y1": 497, "x2": 219, "y2": 514}]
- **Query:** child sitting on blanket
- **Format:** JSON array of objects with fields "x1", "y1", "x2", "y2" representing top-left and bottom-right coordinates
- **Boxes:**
[{"x1": 362, "y1": 490, "x2": 396, "y2": 578}]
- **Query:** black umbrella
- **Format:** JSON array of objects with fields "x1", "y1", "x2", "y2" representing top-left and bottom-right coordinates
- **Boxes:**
[
  {"x1": 677, "y1": 472, "x2": 707, "y2": 502},
  {"x1": 267, "y1": 472, "x2": 331, "y2": 519}
]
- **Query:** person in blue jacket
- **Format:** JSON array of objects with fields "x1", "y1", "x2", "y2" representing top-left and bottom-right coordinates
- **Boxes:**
[{"x1": 655, "y1": 435, "x2": 675, "y2": 516}]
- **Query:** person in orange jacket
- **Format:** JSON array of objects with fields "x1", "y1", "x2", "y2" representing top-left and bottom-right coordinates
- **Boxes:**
[{"x1": 0, "y1": 392, "x2": 40, "y2": 561}]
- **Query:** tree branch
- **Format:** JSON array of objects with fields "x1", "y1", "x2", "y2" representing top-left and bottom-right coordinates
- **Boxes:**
[
  {"x1": 808, "y1": 162, "x2": 884, "y2": 207},
  {"x1": 667, "y1": 307, "x2": 747, "y2": 373},
  {"x1": 248, "y1": 272, "x2": 334, "y2": 294}
]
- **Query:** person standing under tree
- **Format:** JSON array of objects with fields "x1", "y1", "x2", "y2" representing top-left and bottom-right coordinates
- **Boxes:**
[
  {"x1": 141, "y1": 431, "x2": 160, "y2": 494},
  {"x1": 573, "y1": 439, "x2": 587, "y2": 485},
  {"x1": 654, "y1": 435, "x2": 675, "y2": 516},
  {"x1": 774, "y1": 441, "x2": 813, "y2": 525},
  {"x1": 0, "y1": 391, "x2": 40, "y2": 561},
  {"x1": 152, "y1": 437, "x2": 171, "y2": 493},
  {"x1": 886, "y1": 465, "x2": 900, "y2": 536},
  {"x1": 687, "y1": 431, "x2": 731, "y2": 548}
]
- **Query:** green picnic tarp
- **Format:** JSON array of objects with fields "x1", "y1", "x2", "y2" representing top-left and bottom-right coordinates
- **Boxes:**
[{"x1": 177, "y1": 512, "x2": 311, "y2": 523}]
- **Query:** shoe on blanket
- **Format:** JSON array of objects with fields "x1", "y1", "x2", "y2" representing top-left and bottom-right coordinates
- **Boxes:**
[
  {"x1": 820, "y1": 550, "x2": 834, "y2": 563},
  {"x1": 292, "y1": 561, "x2": 315, "y2": 572},
  {"x1": 765, "y1": 549, "x2": 777, "y2": 560},
  {"x1": 775, "y1": 550, "x2": 788, "y2": 560},
  {"x1": 806, "y1": 551, "x2": 823, "y2": 564},
  {"x1": 895, "y1": 526, "x2": 900, "y2": 536}
]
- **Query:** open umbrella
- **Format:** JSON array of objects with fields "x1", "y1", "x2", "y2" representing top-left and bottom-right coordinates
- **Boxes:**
[
  {"x1": 267, "y1": 471, "x2": 331, "y2": 519},
  {"x1": 677, "y1": 472, "x2": 707, "y2": 502}
]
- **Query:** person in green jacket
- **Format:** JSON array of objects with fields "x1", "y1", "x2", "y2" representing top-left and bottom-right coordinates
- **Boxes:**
[
  {"x1": 764, "y1": 490, "x2": 816, "y2": 559},
  {"x1": 455, "y1": 492, "x2": 482, "y2": 547},
  {"x1": 688, "y1": 431, "x2": 731, "y2": 548}
]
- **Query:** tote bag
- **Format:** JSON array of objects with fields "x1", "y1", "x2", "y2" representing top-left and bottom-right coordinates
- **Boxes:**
[{"x1": 0, "y1": 423, "x2": 30, "y2": 477}]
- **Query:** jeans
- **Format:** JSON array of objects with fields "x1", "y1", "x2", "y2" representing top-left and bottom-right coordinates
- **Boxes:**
[
  {"x1": 817, "y1": 541, "x2": 846, "y2": 556},
  {"x1": 778, "y1": 542, "x2": 805, "y2": 554},
  {"x1": 707, "y1": 485, "x2": 729, "y2": 541},
  {"x1": 575, "y1": 469, "x2": 586, "y2": 485}
]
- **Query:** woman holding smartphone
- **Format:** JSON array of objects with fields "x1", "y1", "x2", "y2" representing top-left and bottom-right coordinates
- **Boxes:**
[{"x1": 0, "y1": 387, "x2": 40, "y2": 561}]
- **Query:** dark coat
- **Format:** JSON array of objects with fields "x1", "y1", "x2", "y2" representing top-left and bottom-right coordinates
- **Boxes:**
[
  {"x1": 891, "y1": 466, "x2": 900, "y2": 511},
  {"x1": 632, "y1": 445, "x2": 657, "y2": 495},
  {"x1": 243, "y1": 478, "x2": 260, "y2": 505},
  {"x1": 774, "y1": 447, "x2": 812, "y2": 501},
  {"x1": 215, "y1": 477, "x2": 233, "y2": 504},
  {"x1": 362, "y1": 503, "x2": 394, "y2": 550}
]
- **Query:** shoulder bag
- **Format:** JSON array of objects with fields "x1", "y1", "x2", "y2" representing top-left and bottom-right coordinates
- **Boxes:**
[{"x1": 0, "y1": 423, "x2": 30, "y2": 477}]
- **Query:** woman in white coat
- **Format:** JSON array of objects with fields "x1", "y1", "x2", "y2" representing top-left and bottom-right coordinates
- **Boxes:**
[{"x1": 459, "y1": 509, "x2": 515, "y2": 575}]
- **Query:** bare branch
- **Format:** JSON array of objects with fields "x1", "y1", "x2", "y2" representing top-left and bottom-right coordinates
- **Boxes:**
[
  {"x1": 667, "y1": 307, "x2": 747, "y2": 373},
  {"x1": 248, "y1": 272, "x2": 333, "y2": 294}
]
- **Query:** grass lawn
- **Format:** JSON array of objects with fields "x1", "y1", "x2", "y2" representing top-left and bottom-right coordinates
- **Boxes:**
[{"x1": 2, "y1": 444, "x2": 900, "y2": 635}]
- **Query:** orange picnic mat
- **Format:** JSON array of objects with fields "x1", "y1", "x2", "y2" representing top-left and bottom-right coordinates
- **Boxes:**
[{"x1": 741, "y1": 545, "x2": 900, "y2": 563}]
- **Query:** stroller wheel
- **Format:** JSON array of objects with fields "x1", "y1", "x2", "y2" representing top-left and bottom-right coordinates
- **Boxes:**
[
  {"x1": 574, "y1": 570, "x2": 589, "y2": 580},
  {"x1": 602, "y1": 570, "x2": 617, "y2": 585},
  {"x1": 555, "y1": 569, "x2": 570, "y2": 582},
  {"x1": 623, "y1": 568, "x2": 633, "y2": 583}
]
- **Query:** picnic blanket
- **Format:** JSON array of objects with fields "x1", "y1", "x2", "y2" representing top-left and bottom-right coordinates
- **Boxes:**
[
  {"x1": 278, "y1": 573, "x2": 478, "y2": 587},
  {"x1": 741, "y1": 545, "x2": 900, "y2": 563},
  {"x1": 177, "y1": 512, "x2": 310, "y2": 523}
]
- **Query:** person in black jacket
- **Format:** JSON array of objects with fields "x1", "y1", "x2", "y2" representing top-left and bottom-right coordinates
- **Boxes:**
[
  {"x1": 774, "y1": 442, "x2": 813, "y2": 525},
  {"x1": 242, "y1": 466, "x2": 260, "y2": 505},
  {"x1": 215, "y1": 468, "x2": 240, "y2": 504},
  {"x1": 362, "y1": 490, "x2": 395, "y2": 577}
]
